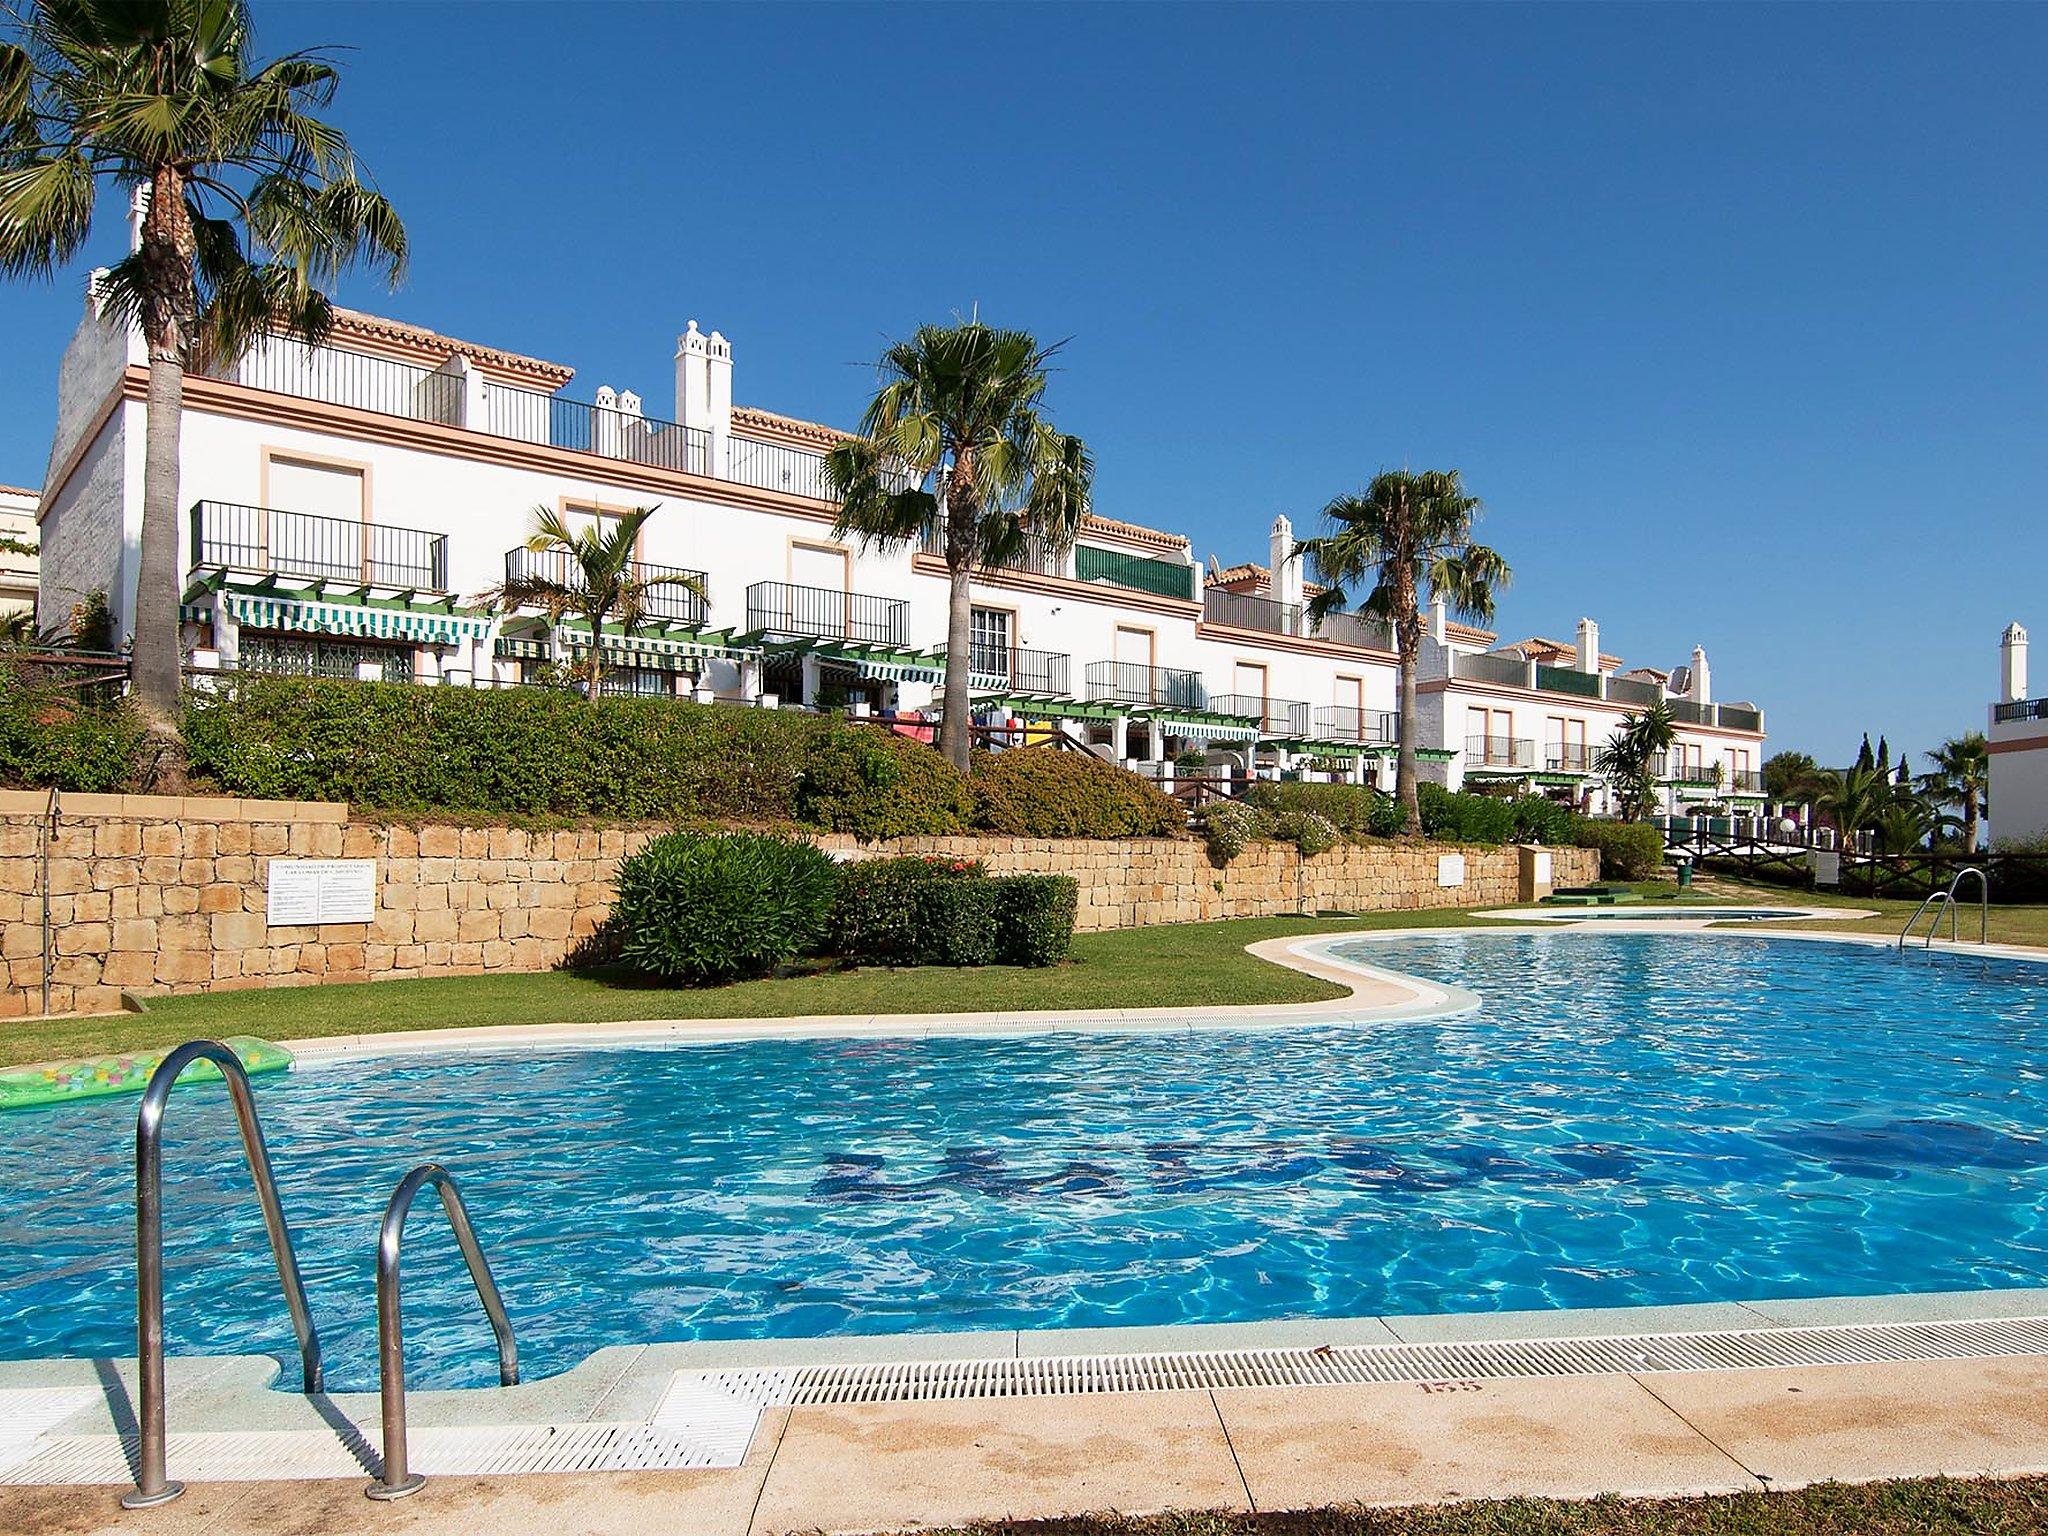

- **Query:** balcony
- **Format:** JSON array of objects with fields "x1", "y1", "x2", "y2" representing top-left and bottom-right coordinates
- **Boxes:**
[
  {"x1": 728, "y1": 435, "x2": 834, "y2": 500},
  {"x1": 1208, "y1": 694, "x2": 1310, "y2": 736},
  {"x1": 917, "y1": 526, "x2": 1065, "y2": 578},
  {"x1": 189, "y1": 500, "x2": 447, "y2": 591},
  {"x1": 948, "y1": 644, "x2": 1071, "y2": 697},
  {"x1": 1315, "y1": 706, "x2": 1399, "y2": 745},
  {"x1": 1085, "y1": 660, "x2": 1206, "y2": 709},
  {"x1": 1546, "y1": 741, "x2": 1595, "y2": 773},
  {"x1": 1453, "y1": 651, "x2": 1532, "y2": 688},
  {"x1": 1202, "y1": 589, "x2": 1304, "y2": 636},
  {"x1": 1313, "y1": 611, "x2": 1395, "y2": 651},
  {"x1": 1651, "y1": 754, "x2": 1716, "y2": 783},
  {"x1": 1728, "y1": 769, "x2": 1765, "y2": 793},
  {"x1": 744, "y1": 581, "x2": 907, "y2": 645},
  {"x1": 1667, "y1": 698, "x2": 1713, "y2": 726},
  {"x1": 504, "y1": 547, "x2": 708, "y2": 626},
  {"x1": 1605, "y1": 674, "x2": 1663, "y2": 709},
  {"x1": 1717, "y1": 703, "x2": 1764, "y2": 733},
  {"x1": 1465, "y1": 734, "x2": 1536, "y2": 769},
  {"x1": 1073, "y1": 545, "x2": 1197, "y2": 602},
  {"x1": 1996, "y1": 697, "x2": 2048, "y2": 724},
  {"x1": 1534, "y1": 663, "x2": 1601, "y2": 699}
]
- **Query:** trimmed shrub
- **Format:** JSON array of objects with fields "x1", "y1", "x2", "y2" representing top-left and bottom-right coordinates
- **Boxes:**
[
  {"x1": 1417, "y1": 783, "x2": 1516, "y2": 844},
  {"x1": 911, "y1": 877, "x2": 1002, "y2": 966},
  {"x1": 1196, "y1": 800, "x2": 1274, "y2": 863},
  {"x1": 828, "y1": 855, "x2": 984, "y2": 965},
  {"x1": 0, "y1": 667, "x2": 141, "y2": 792},
  {"x1": 1571, "y1": 818, "x2": 1667, "y2": 881},
  {"x1": 1509, "y1": 795, "x2": 1577, "y2": 846},
  {"x1": 610, "y1": 831, "x2": 838, "y2": 984},
  {"x1": 969, "y1": 748, "x2": 1182, "y2": 838},
  {"x1": 1246, "y1": 781, "x2": 1401, "y2": 840},
  {"x1": 795, "y1": 727, "x2": 973, "y2": 839},
  {"x1": 1274, "y1": 808, "x2": 1340, "y2": 859},
  {"x1": 991, "y1": 875, "x2": 1078, "y2": 966}
]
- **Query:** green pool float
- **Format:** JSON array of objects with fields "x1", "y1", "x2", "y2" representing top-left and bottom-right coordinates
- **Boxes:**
[{"x1": 0, "y1": 1036, "x2": 293, "y2": 1112}]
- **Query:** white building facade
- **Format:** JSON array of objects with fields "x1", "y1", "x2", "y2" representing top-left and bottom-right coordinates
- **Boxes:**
[
  {"x1": 32, "y1": 273, "x2": 1763, "y2": 805},
  {"x1": 1990, "y1": 623, "x2": 2048, "y2": 844},
  {"x1": 0, "y1": 485, "x2": 36, "y2": 620}
]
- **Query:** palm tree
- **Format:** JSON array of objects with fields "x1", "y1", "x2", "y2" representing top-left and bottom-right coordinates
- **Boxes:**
[
  {"x1": 1299, "y1": 470, "x2": 1509, "y2": 835},
  {"x1": 1593, "y1": 700, "x2": 1677, "y2": 822},
  {"x1": 1918, "y1": 732, "x2": 1990, "y2": 851},
  {"x1": 1873, "y1": 796, "x2": 1960, "y2": 857},
  {"x1": 483, "y1": 506, "x2": 706, "y2": 700},
  {"x1": 824, "y1": 321, "x2": 1092, "y2": 771},
  {"x1": 1818, "y1": 762, "x2": 1886, "y2": 851},
  {"x1": 0, "y1": 0, "x2": 406, "y2": 745}
]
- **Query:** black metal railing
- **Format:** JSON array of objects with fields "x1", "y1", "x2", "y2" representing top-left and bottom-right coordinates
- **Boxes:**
[
  {"x1": 1311, "y1": 611, "x2": 1395, "y2": 651},
  {"x1": 503, "y1": 547, "x2": 708, "y2": 625},
  {"x1": 1535, "y1": 663, "x2": 1601, "y2": 699},
  {"x1": 1652, "y1": 754, "x2": 1716, "y2": 782},
  {"x1": 744, "y1": 581, "x2": 906, "y2": 645},
  {"x1": 1208, "y1": 693, "x2": 1310, "y2": 736},
  {"x1": 190, "y1": 501, "x2": 447, "y2": 591},
  {"x1": 1728, "y1": 768, "x2": 1765, "y2": 793},
  {"x1": 1995, "y1": 698, "x2": 2048, "y2": 723},
  {"x1": 1454, "y1": 651, "x2": 1532, "y2": 688},
  {"x1": 950, "y1": 644, "x2": 1070, "y2": 696},
  {"x1": 221, "y1": 343, "x2": 463, "y2": 425},
  {"x1": 1465, "y1": 734, "x2": 1535, "y2": 768},
  {"x1": 1074, "y1": 545, "x2": 1197, "y2": 601},
  {"x1": 1314, "y1": 706, "x2": 1398, "y2": 745},
  {"x1": 1084, "y1": 660, "x2": 1206, "y2": 708},
  {"x1": 728, "y1": 435, "x2": 834, "y2": 500},
  {"x1": 1202, "y1": 589, "x2": 1303, "y2": 636},
  {"x1": 917, "y1": 526, "x2": 1066, "y2": 578},
  {"x1": 1546, "y1": 741, "x2": 1595, "y2": 772}
]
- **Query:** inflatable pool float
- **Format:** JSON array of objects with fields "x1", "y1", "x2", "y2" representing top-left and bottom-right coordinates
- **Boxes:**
[{"x1": 0, "y1": 1037, "x2": 292, "y2": 1112}]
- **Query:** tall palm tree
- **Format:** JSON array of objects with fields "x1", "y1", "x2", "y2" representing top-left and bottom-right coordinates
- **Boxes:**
[
  {"x1": 1299, "y1": 470, "x2": 1509, "y2": 835},
  {"x1": 0, "y1": 0, "x2": 406, "y2": 745},
  {"x1": 824, "y1": 321, "x2": 1092, "y2": 771},
  {"x1": 1593, "y1": 700, "x2": 1677, "y2": 822},
  {"x1": 483, "y1": 506, "x2": 706, "y2": 700},
  {"x1": 1918, "y1": 732, "x2": 1990, "y2": 851},
  {"x1": 1818, "y1": 762, "x2": 1886, "y2": 852}
]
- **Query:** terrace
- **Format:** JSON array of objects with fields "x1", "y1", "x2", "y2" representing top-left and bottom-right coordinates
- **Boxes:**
[
  {"x1": 1466, "y1": 734, "x2": 1536, "y2": 769},
  {"x1": 743, "y1": 581, "x2": 908, "y2": 646},
  {"x1": 188, "y1": 500, "x2": 448, "y2": 593},
  {"x1": 1085, "y1": 660, "x2": 1206, "y2": 709},
  {"x1": 504, "y1": 547, "x2": 709, "y2": 626},
  {"x1": 1209, "y1": 694, "x2": 1312, "y2": 737}
]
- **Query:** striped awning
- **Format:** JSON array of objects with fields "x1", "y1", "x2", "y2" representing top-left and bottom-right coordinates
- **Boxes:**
[
  {"x1": 1136, "y1": 709, "x2": 1261, "y2": 743},
  {"x1": 762, "y1": 638, "x2": 945, "y2": 682},
  {"x1": 559, "y1": 622, "x2": 752, "y2": 662},
  {"x1": 219, "y1": 593, "x2": 491, "y2": 645},
  {"x1": 977, "y1": 697, "x2": 1120, "y2": 723}
]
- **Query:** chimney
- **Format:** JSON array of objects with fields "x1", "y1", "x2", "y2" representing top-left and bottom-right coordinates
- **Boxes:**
[
  {"x1": 675, "y1": 321, "x2": 734, "y2": 476},
  {"x1": 1690, "y1": 645, "x2": 1712, "y2": 705},
  {"x1": 1575, "y1": 616, "x2": 1599, "y2": 674},
  {"x1": 128, "y1": 185, "x2": 147, "y2": 251},
  {"x1": 1269, "y1": 515, "x2": 1302, "y2": 610},
  {"x1": 1429, "y1": 595, "x2": 1448, "y2": 645},
  {"x1": 2004, "y1": 622, "x2": 2030, "y2": 702}
]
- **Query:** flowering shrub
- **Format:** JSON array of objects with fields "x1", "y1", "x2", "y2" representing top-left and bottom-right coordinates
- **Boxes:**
[
  {"x1": 1196, "y1": 801, "x2": 1274, "y2": 863},
  {"x1": 1274, "y1": 808, "x2": 1340, "y2": 859}
]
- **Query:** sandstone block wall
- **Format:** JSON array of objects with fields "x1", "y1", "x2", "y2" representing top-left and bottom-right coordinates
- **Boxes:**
[{"x1": 0, "y1": 791, "x2": 1597, "y2": 1016}]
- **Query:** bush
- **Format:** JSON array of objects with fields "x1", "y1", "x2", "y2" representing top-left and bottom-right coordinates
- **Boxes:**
[
  {"x1": 1509, "y1": 795, "x2": 1577, "y2": 845},
  {"x1": 911, "y1": 876, "x2": 1002, "y2": 966},
  {"x1": 969, "y1": 748, "x2": 1182, "y2": 838},
  {"x1": 0, "y1": 666, "x2": 141, "y2": 792},
  {"x1": 1417, "y1": 783, "x2": 1516, "y2": 844},
  {"x1": 1196, "y1": 800, "x2": 1274, "y2": 862},
  {"x1": 1246, "y1": 781, "x2": 1402, "y2": 840},
  {"x1": 990, "y1": 875, "x2": 1078, "y2": 966},
  {"x1": 1274, "y1": 808, "x2": 1340, "y2": 859},
  {"x1": 795, "y1": 727, "x2": 973, "y2": 839},
  {"x1": 828, "y1": 855, "x2": 984, "y2": 965},
  {"x1": 610, "y1": 831, "x2": 838, "y2": 984},
  {"x1": 1571, "y1": 818, "x2": 1667, "y2": 881}
]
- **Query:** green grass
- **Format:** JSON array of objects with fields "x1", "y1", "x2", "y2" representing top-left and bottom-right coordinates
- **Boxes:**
[
  {"x1": 0, "y1": 905, "x2": 1555, "y2": 1068},
  {"x1": 913, "y1": 1477, "x2": 2048, "y2": 1534}
]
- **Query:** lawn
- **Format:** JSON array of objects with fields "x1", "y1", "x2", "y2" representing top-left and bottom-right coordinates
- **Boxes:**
[
  {"x1": 0, "y1": 904, "x2": 1567, "y2": 1068},
  {"x1": 1701, "y1": 871, "x2": 2048, "y2": 948},
  {"x1": 915, "y1": 1477, "x2": 2048, "y2": 1535}
]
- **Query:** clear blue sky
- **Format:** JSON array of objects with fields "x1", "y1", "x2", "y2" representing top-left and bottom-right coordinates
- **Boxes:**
[{"x1": 5, "y1": 1, "x2": 2042, "y2": 766}]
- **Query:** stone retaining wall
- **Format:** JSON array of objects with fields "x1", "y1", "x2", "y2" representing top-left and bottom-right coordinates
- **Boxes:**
[{"x1": 0, "y1": 791, "x2": 1597, "y2": 1017}]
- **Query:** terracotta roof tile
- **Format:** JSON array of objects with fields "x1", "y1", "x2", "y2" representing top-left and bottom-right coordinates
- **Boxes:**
[{"x1": 324, "y1": 308, "x2": 574, "y2": 385}]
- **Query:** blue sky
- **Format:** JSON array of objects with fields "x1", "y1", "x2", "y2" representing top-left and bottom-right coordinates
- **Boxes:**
[{"x1": 4, "y1": 1, "x2": 2042, "y2": 765}]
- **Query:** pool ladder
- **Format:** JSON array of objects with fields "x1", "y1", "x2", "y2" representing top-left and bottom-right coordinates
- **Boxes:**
[
  {"x1": 1897, "y1": 866, "x2": 1989, "y2": 951},
  {"x1": 123, "y1": 1040, "x2": 517, "y2": 1510}
]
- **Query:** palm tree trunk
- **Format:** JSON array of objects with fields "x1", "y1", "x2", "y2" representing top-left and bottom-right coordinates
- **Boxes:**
[
  {"x1": 1394, "y1": 631, "x2": 1421, "y2": 837},
  {"x1": 133, "y1": 347, "x2": 185, "y2": 719},
  {"x1": 1965, "y1": 791, "x2": 1979, "y2": 853},
  {"x1": 938, "y1": 559, "x2": 973, "y2": 771},
  {"x1": 583, "y1": 606, "x2": 605, "y2": 700}
]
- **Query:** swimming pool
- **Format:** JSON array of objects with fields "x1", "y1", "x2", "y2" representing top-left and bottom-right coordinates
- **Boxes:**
[
  {"x1": 1493, "y1": 906, "x2": 1827, "y2": 923},
  {"x1": 4, "y1": 932, "x2": 2046, "y2": 1391}
]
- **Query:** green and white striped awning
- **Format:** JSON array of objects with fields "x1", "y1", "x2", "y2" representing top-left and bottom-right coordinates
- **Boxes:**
[
  {"x1": 216, "y1": 593, "x2": 489, "y2": 645},
  {"x1": 762, "y1": 637, "x2": 945, "y2": 682},
  {"x1": 975, "y1": 697, "x2": 1120, "y2": 723},
  {"x1": 560, "y1": 622, "x2": 753, "y2": 663},
  {"x1": 1135, "y1": 708, "x2": 1261, "y2": 743}
]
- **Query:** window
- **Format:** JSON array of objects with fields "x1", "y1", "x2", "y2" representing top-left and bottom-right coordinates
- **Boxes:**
[
  {"x1": 241, "y1": 633, "x2": 412, "y2": 684},
  {"x1": 970, "y1": 608, "x2": 1012, "y2": 680},
  {"x1": 1232, "y1": 662, "x2": 1268, "y2": 701}
]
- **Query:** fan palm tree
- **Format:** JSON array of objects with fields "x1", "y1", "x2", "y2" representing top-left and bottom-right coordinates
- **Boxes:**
[
  {"x1": 1917, "y1": 732, "x2": 1990, "y2": 851},
  {"x1": 1818, "y1": 761, "x2": 1886, "y2": 851},
  {"x1": 1299, "y1": 470, "x2": 1509, "y2": 835},
  {"x1": 824, "y1": 320, "x2": 1092, "y2": 771},
  {"x1": 1872, "y1": 796, "x2": 1960, "y2": 857},
  {"x1": 1593, "y1": 700, "x2": 1677, "y2": 822},
  {"x1": 483, "y1": 506, "x2": 706, "y2": 700},
  {"x1": 0, "y1": 0, "x2": 406, "y2": 748}
]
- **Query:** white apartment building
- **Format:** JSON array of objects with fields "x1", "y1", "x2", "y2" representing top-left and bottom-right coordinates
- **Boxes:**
[
  {"x1": 1990, "y1": 623, "x2": 2048, "y2": 844},
  {"x1": 32, "y1": 267, "x2": 1763, "y2": 808},
  {"x1": 0, "y1": 485, "x2": 36, "y2": 620}
]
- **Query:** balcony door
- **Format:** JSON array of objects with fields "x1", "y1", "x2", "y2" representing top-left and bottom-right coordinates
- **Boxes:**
[
  {"x1": 1115, "y1": 625, "x2": 1155, "y2": 703},
  {"x1": 789, "y1": 541, "x2": 851, "y2": 637},
  {"x1": 970, "y1": 607, "x2": 1012, "y2": 683},
  {"x1": 265, "y1": 454, "x2": 365, "y2": 583}
]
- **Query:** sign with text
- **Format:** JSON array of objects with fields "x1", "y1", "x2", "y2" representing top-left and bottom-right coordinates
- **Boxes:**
[
  {"x1": 267, "y1": 859, "x2": 377, "y2": 926},
  {"x1": 1437, "y1": 853, "x2": 1467, "y2": 888}
]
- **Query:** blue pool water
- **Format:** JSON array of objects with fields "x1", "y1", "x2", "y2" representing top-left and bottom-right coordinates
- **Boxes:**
[{"x1": 4, "y1": 933, "x2": 2048, "y2": 1391}]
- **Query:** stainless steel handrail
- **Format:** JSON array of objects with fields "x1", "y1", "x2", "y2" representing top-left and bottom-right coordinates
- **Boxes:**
[
  {"x1": 367, "y1": 1163, "x2": 518, "y2": 1501},
  {"x1": 1897, "y1": 890, "x2": 1952, "y2": 951},
  {"x1": 1947, "y1": 866, "x2": 1990, "y2": 946},
  {"x1": 124, "y1": 1040, "x2": 323, "y2": 1510}
]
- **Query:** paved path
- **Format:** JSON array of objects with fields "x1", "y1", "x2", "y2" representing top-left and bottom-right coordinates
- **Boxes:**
[{"x1": 12, "y1": 1352, "x2": 2048, "y2": 1534}]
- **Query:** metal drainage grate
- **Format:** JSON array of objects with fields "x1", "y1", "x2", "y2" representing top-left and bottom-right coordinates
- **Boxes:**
[{"x1": 708, "y1": 1315, "x2": 2048, "y2": 1406}]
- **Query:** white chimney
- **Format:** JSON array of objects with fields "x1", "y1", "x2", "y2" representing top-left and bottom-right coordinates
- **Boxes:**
[
  {"x1": 128, "y1": 185, "x2": 148, "y2": 251},
  {"x1": 1429, "y1": 595, "x2": 1448, "y2": 645},
  {"x1": 2003, "y1": 622, "x2": 2030, "y2": 702},
  {"x1": 1575, "y1": 616, "x2": 1599, "y2": 674},
  {"x1": 1269, "y1": 515, "x2": 1302, "y2": 610},
  {"x1": 675, "y1": 321, "x2": 733, "y2": 476},
  {"x1": 1689, "y1": 645, "x2": 1712, "y2": 705}
]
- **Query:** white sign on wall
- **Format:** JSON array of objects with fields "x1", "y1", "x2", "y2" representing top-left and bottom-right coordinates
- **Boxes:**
[
  {"x1": 267, "y1": 859, "x2": 377, "y2": 926},
  {"x1": 1533, "y1": 851, "x2": 1553, "y2": 885},
  {"x1": 1437, "y1": 853, "x2": 1467, "y2": 888}
]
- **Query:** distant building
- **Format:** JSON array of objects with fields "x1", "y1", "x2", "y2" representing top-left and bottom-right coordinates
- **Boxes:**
[
  {"x1": 1990, "y1": 622, "x2": 2048, "y2": 844},
  {"x1": 0, "y1": 485, "x2": 37, "y2": 619}
]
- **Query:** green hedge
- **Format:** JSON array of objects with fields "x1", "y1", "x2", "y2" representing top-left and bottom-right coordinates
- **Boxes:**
[
  {"x1": 827, "y1": 855, "x2": 985, "y2": 965},
  {"x1": 991, "y1": 875, "x2": 1078, "y2": 965},
  {"x1": 795, "y1": 727, "x2": 974, "y2": 838},
  {"x1": 1245, "y1": 781, "x2": 1404, "y2": 839},
  {"x1": 828, "y1": 856, "x2": 1077, "y2": 968},
  {"x1": 610, "y1": 831, "x2": 839, "y2": 984},
  {"x1": 1570, "y1": 818, "x2": 1667, "y2": 880},
  {"x1": 0, "y1": 666, "x2": 142, "y2": 793},
  {"x1": 969, "y1": 748, "x2": 1182, "y2": 838}
]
